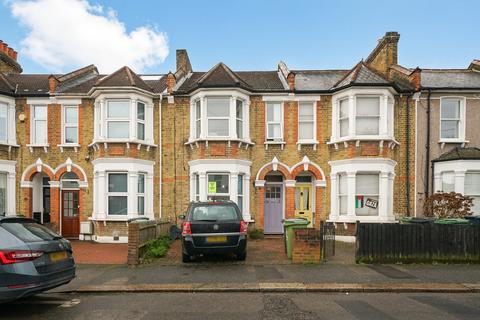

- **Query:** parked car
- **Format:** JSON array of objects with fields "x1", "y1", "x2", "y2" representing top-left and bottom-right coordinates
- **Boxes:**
[
  {"x1": 0, "y1": 216, "x2": 76, "y2": 303},
  {"x1": 181, "y1": 201, "x2": 247, "y2": 262}
]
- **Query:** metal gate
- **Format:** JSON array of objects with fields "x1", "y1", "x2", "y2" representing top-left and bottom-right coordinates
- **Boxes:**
[{"x1": 321, "y1": 221, "x2": 335, "y2": 260}]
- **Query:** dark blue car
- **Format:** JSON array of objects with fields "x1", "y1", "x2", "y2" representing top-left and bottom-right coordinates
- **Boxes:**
[{"x1": 0, "y1": 217, "x2": 75, "y2": 303}]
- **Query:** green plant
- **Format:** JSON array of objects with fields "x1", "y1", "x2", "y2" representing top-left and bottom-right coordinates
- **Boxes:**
[
  {"x1": 142, "y1": 235, "x2": 172, "y2": 260},
  {"x1": 248, "y1": 228, "x2": 264, "y2": 240},
  {"x1": 423, "y1": 192, "x2": 473, "y2": 218}
]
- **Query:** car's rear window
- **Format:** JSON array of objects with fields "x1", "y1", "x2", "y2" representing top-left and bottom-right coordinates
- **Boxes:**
[
  {"x1": 191, "y1": 205, "x2": 239, "y2": 221},
  {"x1": 1, "y1": 222, "x2": 60, "y2": 243}
]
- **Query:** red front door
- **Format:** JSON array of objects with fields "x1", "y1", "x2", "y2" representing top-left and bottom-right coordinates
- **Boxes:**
[{"x1": 62, "y1": 190, "x2": 79, "y2": 238}]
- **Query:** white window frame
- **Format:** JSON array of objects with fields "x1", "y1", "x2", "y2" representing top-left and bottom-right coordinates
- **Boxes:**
[
  {"x1": 136, "y1": 101, "x2": 146, "y2": 141},
  {"x1": 439, "y1": 97, "x2": 466, "y2": 143},
  {"x1": 188, "y1": 90, "x2": 250, "y2": 143},
  {"x1": 331, "y1": 88, "x2": 395, "y2": 144},
  {"x1": 236, "y1": 100, "x2": 244, "y2": 139},
  {"x1": 465, "y1": 171, "x2": 480, "y2": 214},
  {"x1": 0, "y1": 97, "x2": 16, "y2": 146},
  {"x1": 329, "y1": 158, "x2": 396, "y2": 223},
  {"x1": 237, "y1": 174, "x2": 244, "y2": 213},
  {"x1": 106, "y1": 100, "x2": 130, "y2": 140},
  {"x1": 355, "y1": 96, "x2": 381, "y2": 136},
  {"x1": 31, "y1": 105, "x2": 48, "y2": 146},
  {"x1": 434, "y1": 160, "x2": 480, "y2": 215},
  {"x1": 137, "y1": 172, "x2": 146, "y2": 215},
  {"x1": 297, "y1": 101, "x2": 316, "y2": 143},
  {"x1": 338, "y1": 98, "x2": 349, "y2": 138},
  {"x1": 107, "y1": 172, "x2": 129, "y2": 216},
  {"x1": 206, "y1": 97, "x2": 230, "y2": 138},
  {"x1": 207, "y1": 173, "x2": 231, "y2": 199},
  {"x1": 338, "y1": 173, "x2": 348, "y2": 215},
  {"x1": 61, "y1": 105, "x2": 79, "y2": 145},
  {"x1": 265, "y1": 101, "x2": 284, "y2": 142},
  {"x1": 0, "y1": 102, "x2": 8, "y2": 144},
  {"x1": 355, "y1": 173, "x2": 380, "y2": 216}
]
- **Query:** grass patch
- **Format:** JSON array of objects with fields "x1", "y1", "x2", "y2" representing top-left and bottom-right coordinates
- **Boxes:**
[
  {"x1": 248, "y1": 228, "x2": 265, "y2": 240},
  {"x1": 141, "y1": 235, "x2": 172, "y2": 262}
]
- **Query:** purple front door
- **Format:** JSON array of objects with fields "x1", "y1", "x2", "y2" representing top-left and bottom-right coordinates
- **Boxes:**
[{"x1": 264, "y1": 185, "x2": 283, "y2": 234}]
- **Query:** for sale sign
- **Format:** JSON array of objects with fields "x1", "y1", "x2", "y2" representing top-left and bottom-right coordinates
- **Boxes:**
[{"x1": 365, "y1": 198, "x2": 378, "y2": 209}]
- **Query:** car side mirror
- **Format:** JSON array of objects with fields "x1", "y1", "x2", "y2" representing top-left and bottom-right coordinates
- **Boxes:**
[{"x1": 178, "y1": 214, "x2": 186, "y2": 220}]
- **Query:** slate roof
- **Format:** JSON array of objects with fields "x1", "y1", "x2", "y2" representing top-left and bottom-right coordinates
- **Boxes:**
[
  {"x1": 332, "y1": 61, "x2": 391, "y2": 90},
  {"x1": 292, "y1": 70, "x2": 349, "y2": 91},
  {"x1": 433, "y1": 147, "x2": 480, "y2": 162},
  {"x1": 420, "y1": 69, "x2": 480, "y2": 89},
  {"x1": 3, "y1": 74, "x2": 52, "y2": 96},
  {"x1": 94, "y1": 66, "x2": 153, "y2": 92},
  {"x1": 0, "y1": 73, "x2": 15, "y2": 95}
]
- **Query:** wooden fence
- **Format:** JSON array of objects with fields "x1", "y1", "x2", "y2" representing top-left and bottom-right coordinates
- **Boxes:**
[
  {"x1": 127, "y1": 219, "x2": 171, "y2": 265},
  {"x1": 356, "y1": 222, "x2": 480, "y2": 263}
]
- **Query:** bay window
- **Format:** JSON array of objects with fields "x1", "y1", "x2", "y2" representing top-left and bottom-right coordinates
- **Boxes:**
[
  {"x1": 237, "y1": 174, "x2": 244, "y2": 213},
  {"x1": 440, "y1": 98, "x2": 464, "y2": 141},
  {"x1": 465, "y1": 172, "x2": 480, "y2": 213},
  {"x1": 355, "y1": 97, "x2": 380, "y2": 135},
  {"x1": 32, "y1": 105, "x2": 47, "y2": 144},
  {"x1": 189, "y1": 92, "x2": 249, "y2": 142},
  {"x1": 0, "y1": 172, "x2": 6, "y2": 216},
  {"x1": 329, "y1": 158, "x2": 396, "y2": 222},
  {"x1": 93, "y1": 95, "x2": 154, "y2": 144},
  {"x1": 331, "y1": 89, "x2": 394, "y2": 143},
  {"x1": 266, "y1": 102, "x2": 283, "y2": 141},
  {"x1": 207, "y1": 174, "x2": 230, "y2": 201},
  {"x1": 441, "y1": 171, "x2": 455, "y2": 192},
  {"x1": 207, "y1": 97, "x2": 230, "y2": 137},
  {"x1": 107, "y1": 101, "x2": 130, "y2": 139},
  {"x1": 63, "y1": 106, "x2": 78, "y2": 144},
  {"x1": 298, "y1": 102, "x2": 315, "y2": 141},
  {"x1": 107, "y1": 173, "x2": 128, "y2": 215},
  {"x1": 355, "y1": 174, "x2": 379, "y2": 216}
]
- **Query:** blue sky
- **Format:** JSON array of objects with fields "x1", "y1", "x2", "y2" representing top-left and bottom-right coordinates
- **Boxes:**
[{"x1": 0, "y1": 0, "x2": 478, "y2": 74}]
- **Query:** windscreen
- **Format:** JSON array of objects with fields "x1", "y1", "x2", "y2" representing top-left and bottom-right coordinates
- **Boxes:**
[
  {"x1": 1, "y1": 221, "x2": 61, "y2": 243},
  {"x1": 191, "y1": 205, "x2": 238, "y2": 221}
]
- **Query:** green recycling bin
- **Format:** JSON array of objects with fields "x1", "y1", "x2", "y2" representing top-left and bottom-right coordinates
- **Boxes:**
[{"x1": 284, "y1": 218, "x2": 310, "y2": 259}]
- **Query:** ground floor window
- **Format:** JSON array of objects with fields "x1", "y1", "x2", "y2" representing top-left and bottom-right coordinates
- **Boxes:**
[
  {"x1": 93, "y1": 159, "x2": 154, "y2": 220},
  {"x1": 189, "y1": 159, "x2": 251, "y2": 220},
  {"x1": 329, "y1": 158, "x2": 395, "y2": 222},
  {"x1": 465, "y1": 172, "x2": 480, "y2": 213},
  {"x1": 0, "y1": 172, "x2": 6, "y2": 216}
]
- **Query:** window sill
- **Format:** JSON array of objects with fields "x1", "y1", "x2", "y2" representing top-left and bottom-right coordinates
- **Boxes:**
[
  {"x1": 264, "y1": 141, "x2": 286, "y2": 150},
  {"x1": 438, "y1": 140, "x2": 469, "y2": 149},
  {"x1": 327, "y1": 136, "x2": 399, "y2": 150},
  {"x1": 57, "y1": 143, "x2": 81, "y2": 152},
  {"x1": 89, "y1": 139, "x2": 157, "y2": 151},
  {"x1": 297, "y1": 140, "x2": 319, "y2": 150},
  {"x1": 89, "y1": 215, "x2": 151, "y2": 224},
  {"x1": 185, "y1": 138, "x2": 254, "y2": 149},
  {"x1": 26, "y1": 144, "x2": 49, "y2": 153},
  {"x1": 0, "y1": 142, "x2": 20, "y2": 152}
]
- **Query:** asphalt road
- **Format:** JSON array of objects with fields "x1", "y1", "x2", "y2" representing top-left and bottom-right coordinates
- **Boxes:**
[{"x1": 2, "y1": 292, "x2": 480, "y2": 320}]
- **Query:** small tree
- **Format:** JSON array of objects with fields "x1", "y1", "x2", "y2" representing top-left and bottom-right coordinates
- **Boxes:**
[{"x1": 423, "y1": 192, "x2": 473, "y2": 219}]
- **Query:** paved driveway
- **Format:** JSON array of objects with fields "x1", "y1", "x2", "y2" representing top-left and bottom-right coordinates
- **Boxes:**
[{"x1": 71, "y1": 241, "x2": 127, "y2": 264}]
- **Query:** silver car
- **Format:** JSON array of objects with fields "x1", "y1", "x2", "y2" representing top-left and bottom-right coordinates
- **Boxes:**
[{"x1": 0, "y1": 216, "x2": 75, "y2": 303}]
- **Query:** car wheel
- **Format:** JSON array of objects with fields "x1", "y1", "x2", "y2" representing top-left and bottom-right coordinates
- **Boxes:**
[
  {"x1": 182, "y1": 252, "x2": 191, "y2": 263},
  {"x1": 237, "y1": 250, "x2": 247, "y2": 261}
]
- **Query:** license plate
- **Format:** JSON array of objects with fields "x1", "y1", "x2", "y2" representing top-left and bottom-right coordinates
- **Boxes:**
[
  {"x1": 49, "y1": 251, "x2": 68, "y2": 262},
  {"x1": 206, "y1": 236, "x2": 227, "y2": 243}
]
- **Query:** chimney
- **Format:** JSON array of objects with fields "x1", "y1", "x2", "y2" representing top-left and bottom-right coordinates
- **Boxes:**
[
  {"x1": 166, "y1": 72, "x2": 176, "y2": 94},
  {"x1": 287, "y1": 73, "x2": 295, "y2": 91},
  {"x1": 365, "y1": 31, "x2": 400, "y2": 75},
  {"x1": 409, "y1": 67, "x2": 422, "y2": 91},
  {"x1": 469, "y1": 59, "x2": 480, "y2": 72},
  {"x1": 175, "y1": 49, "x2": 192, "y2": 79},
  {"x1": 0, "y1": 40, "x2": 22, "y2": 74},
  {"x1": 48, "y1": 75, "x2": 58, "y2": 93}
]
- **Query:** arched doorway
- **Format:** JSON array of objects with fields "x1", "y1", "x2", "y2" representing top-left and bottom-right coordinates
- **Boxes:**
[
  {"x1": 31, "y1": 172, "x2": 51, "y2": 224},
  {"x1": 60, "y1": 172, "x2": 80, "y2": 238},
  {"x1": 294, "y1": 172, "x2": 314, "y2": 227},
  {"x1": 264, "y1": 172, "x2": 284, "y2": 234}
]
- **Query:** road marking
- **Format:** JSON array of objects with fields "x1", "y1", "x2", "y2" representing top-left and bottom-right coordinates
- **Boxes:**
[{"x1": 59, "y1": 298, "x2": 81, "y2": 308}]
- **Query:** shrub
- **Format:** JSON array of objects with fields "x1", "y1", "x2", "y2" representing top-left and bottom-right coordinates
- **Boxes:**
[
  {"x1": 142, "y1": 235, "x2": 172, "y2": 260},
  {"x1": 248, "y1": 228, "x2": 264, "y2": 240},
  {"x1": 423, "y1": 192, "x2": 473, "y2": 219}
]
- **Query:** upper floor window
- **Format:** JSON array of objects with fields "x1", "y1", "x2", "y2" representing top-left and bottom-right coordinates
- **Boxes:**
[
  {"x1": 63, "y1": 106, "x2": 78, "y2": 144},
  {"x1": 94, "y1": 95, "x2": 154, "y2": 144},
  {"x1": 266, "y1": 102, "x2": 283, "y2": 141},
  {"x1": 332, "y1": 89, "x2": 394, "y2": 143},
  {"x1": 32, "y1": 105, "x2": 47, "y2": 145},
  {"x1": 440, "y1": 98, "x2": 465, "y2": 141},
  {"x1": 0, "y1": 103, "x2": 7, "y2": 142},
  {"x1": 298, "y1": 102, "x2": 315, "y2": 141},
  {"x1": 189, "y1": 92, "x2": 249, "y2": 142}
]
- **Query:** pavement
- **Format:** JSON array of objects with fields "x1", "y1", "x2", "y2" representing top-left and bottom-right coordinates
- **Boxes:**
[
  {"x1": 4, "y1": 292, "x2": 480, "y2": 319},
  {"x1": 59, "y1": 239, "x2": 480, "y2": 294}
]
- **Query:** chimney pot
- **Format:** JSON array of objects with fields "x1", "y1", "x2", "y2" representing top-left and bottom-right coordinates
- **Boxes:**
[
  {"x1": 12, "y1": 50, "x2": 18, "y2": 60},
  {"x1": 7, "y1": 47, "x2": 13, "y2": 58},
  {"x1": 1, "y1": 42, "x2": 7, "y2": 52}
]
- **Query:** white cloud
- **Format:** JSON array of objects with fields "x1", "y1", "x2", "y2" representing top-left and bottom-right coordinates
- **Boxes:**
[{"x1": 8, "y1": 0, "x2": 169, "y2": 73}]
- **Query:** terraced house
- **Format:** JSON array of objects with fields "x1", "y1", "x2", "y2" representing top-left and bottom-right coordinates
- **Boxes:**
[{"x1": 0, "y1": 32, "x2": 478, "y2": 242}]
